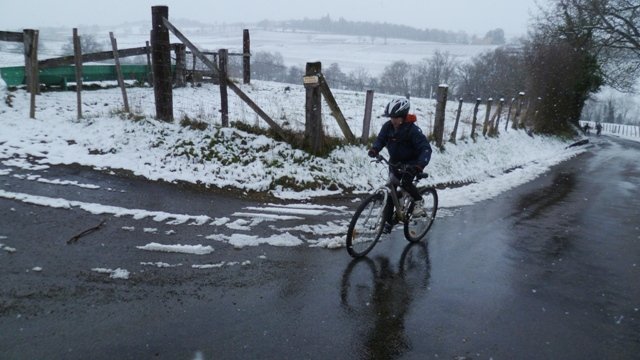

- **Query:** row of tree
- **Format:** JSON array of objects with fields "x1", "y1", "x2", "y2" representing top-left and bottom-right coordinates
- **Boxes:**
[
  {"x1": 257, "y1": 16, "x2": 506, "y2": 45},
  {"x1": 582, "y1": 96, "x2": 640, "y2": 125}
]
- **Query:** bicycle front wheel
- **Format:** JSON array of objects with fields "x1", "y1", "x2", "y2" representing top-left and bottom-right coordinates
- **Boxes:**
[
  {"x1": 346, "y1": 192, "x2": 386, "y2": 257},
  {"x1": 404, "y1": 187, "x2": 438, "y2": 242}
]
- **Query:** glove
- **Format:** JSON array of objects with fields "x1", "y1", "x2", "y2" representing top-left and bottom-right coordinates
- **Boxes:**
[
  {"x1": 367, "y1": 148, "x2": 378, "y2": 158},
  {"x1": 407, "y1": 165, "x2": 423, "y2": 177}
]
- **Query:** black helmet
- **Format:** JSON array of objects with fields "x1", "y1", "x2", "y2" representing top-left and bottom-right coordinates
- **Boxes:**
[{"x1": 383, "y1": 98, "x2": 410, "y2": 118}]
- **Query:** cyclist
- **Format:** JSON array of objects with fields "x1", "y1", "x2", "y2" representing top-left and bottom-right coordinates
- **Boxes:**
[{"x1": 368, "y1": 98, "x2": 433, "y2": 233}]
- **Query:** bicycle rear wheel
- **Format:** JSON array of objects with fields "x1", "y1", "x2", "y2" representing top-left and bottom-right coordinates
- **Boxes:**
[
  {"x1": 346, "y1": 192, "x2": 386, "y2": 257},
  {"x1": 404, "y1": 187, "x2": 438, "y2": 242}
]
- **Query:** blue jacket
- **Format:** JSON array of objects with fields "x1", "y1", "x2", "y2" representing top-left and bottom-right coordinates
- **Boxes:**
[{"x1": 371, "y1": 118, "x2": 432, "y2": 169}]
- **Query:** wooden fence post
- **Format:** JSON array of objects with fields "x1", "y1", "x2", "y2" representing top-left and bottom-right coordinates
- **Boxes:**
[
  {"x1": 471, "y1": 98, "x2": 481, "y2": 141},
  {"x1": 512, "y1": 92, "x2": 525, "y2": 130},
  {"x1": 318, "y1": 73, "x2": 356, "y2": 143},
  {"x1": 73, "y1": 28, "x2": 83, "y2": 120},
  {"x1": 482, "y1": 98, "x2": 493, "y2": 136},
  {"x1": 23, "y1": 29, "x2": 37, "y2": 95},
  {"x1": 433, "y1": 85, "x2": 448, "y2": 149},
  {"x1": 23, "y1": 29, "x2": 39, "y2": 118},
  {"x1": 504, "y1": 97, "x2": 514, "y2": 131},
  {"x1": 174, "y1": 44, "x2": 186, "y2": 87},
  {"x1": 151, "y1": 5, "x2": 173, "y2": 122},
  {"x1": 361, "y1": 89, "x2": 374, "y2": 143},
  {"x1": 219, "y1": 49, "x2": 229, "y2": 127},
  {"x1": 109, "y1": 32, "x2": 130, "y2": 113},
  {"x1": 145, "y1": 41, "x2": 152, "y2": 84},
  {"x1": 449, "y1": 97, "x2": 463, "y2": 143},
  {"x1": 243, "y1": 29, "x2": 250, "y2": 84},
  {"x1": 304, "y1": 62, "x2": 324, "y2": 154},
  {"x1": 519, "y1": 97, "x2": 531, "y2": 129},
  {"x1": 491, "y1": 98, "x2": 504, "y2": 136}
]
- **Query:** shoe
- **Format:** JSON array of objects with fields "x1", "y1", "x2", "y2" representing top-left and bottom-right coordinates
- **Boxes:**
[
  {"x1": 412, "y1": 199, "x2": 426, "y2": 217},
  {"x1": 382, "y1": 222, "x2": 394, "y2": 234}
]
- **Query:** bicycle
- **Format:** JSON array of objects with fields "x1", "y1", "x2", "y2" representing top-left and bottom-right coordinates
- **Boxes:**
[{"x1": 345, "y1": 155, "x2": 438, "y2": 258}]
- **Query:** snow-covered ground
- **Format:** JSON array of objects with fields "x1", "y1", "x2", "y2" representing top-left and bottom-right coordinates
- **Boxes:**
[
  {"x1": 0, "y1": 79, "x2": 589, "y2": 201},
  {"x1": 0, "y1": 78, "x2": 593, "y2": 258},
  {"x1": 2, "y1": 26, "x2": 632, "y2": 258}
]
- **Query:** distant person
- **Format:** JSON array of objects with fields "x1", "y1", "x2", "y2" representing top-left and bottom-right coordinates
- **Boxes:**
[
  {"x1": 583, "y1": 123, "x2": 591, "y2": 135},
  {"x1": 368, "y1": 98, "x2": 432, "y2": 233},
  {"x1": 596, "y1": 122, "x2": 602, "y2": 136}
]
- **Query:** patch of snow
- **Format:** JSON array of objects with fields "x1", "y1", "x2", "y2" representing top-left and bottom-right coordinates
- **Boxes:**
[{"x1": 136, "y1": 242, "x2": 214, "y2": 255}]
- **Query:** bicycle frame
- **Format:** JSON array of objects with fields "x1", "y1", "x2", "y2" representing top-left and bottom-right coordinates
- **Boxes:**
[{"x1": 374, "y1": 161, "x2": 414, "y2": 224}]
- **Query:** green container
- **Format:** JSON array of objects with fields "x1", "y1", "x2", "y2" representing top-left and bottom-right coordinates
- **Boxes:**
[
  {"x1": 0, "y1": 66, "x2": 25, "y2": 86},
  {"x1": 0, "y1": 64, "x2": 157, "y2": 87}
]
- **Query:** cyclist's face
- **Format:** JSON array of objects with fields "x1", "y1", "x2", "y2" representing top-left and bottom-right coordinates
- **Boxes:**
[{"x1": 391, "y1": 116, "x2": 404, "y2": 128}]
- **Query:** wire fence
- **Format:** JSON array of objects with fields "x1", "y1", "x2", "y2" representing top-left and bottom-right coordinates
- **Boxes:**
[{"x1": 580, "y1": 120, "x2": 640, "y2": 138}]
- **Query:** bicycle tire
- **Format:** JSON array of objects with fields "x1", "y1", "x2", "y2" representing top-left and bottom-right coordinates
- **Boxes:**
[
  {"x1": 346, "y1": 191, "x2": 386, "y2": 257},
  {"x1": 340, "y1": 257, "x2": 378, "y2": 311},
  {"x1": 404, "y1": 187, "x2": 438, "y2": 242},
  {"x1": 399, "y1": 242, "x2": 431, "y2": 288}
]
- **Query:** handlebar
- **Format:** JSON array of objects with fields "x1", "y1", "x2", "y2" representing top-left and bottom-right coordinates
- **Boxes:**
[{"x1": 372, "y1": 155, "x2": 429, "y2": 180}]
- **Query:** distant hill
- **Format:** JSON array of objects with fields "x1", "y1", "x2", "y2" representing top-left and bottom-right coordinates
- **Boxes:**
[{"x1": 257, "y1": 15, "x2": 505, "y2": 45}]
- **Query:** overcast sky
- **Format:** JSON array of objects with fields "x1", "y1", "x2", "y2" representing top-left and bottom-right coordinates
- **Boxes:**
[{"x1": 0, "y1": 0, "x2": 540, "y2": 37}]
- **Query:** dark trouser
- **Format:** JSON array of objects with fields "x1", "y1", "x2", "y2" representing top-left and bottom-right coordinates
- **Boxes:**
[{"x1": 384, "y1": 168, "x2": 422, "y2": 225}]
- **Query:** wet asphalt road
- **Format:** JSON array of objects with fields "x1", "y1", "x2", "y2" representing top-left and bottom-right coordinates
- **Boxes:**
[{"x1": 1, "y1": 135, "x2": 639, "y2": 359}]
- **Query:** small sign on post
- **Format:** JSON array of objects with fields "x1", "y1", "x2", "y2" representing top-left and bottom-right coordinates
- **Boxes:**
[{"x1": 303, "y1": 75, "x2": 319, "y2": 86}]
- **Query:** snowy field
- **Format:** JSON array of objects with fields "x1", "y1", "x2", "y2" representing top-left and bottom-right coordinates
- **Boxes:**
[{"x1": 0, "y1": 24, "x2": 497, "y2": 76}]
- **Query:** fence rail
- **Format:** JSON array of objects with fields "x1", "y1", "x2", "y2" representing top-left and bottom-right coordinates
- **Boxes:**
[
  {"x1": 0, "y1": 31, "x2": 24, "y2": 42},
  {"x1": 38, "y1": 46, "x2": 159, "y2": 69},
  {"x1": 580, "y1": 121, "x2": 640, "y2": 137}
]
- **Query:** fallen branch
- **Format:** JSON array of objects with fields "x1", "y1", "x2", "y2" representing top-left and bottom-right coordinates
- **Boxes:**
[{"x1": 67, "y1": 219, "x2": 106, "y2": 244}]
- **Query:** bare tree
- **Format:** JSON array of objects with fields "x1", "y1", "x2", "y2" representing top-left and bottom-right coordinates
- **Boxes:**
[
  {"x1": 543, "y1": 0, "x2": 640, "y2": 91},
  {"x1": 324, "y1": 62, "x2": 347, "y2": 88},
  {"x1": 285, "y1": 66, "x2": 304, "y2": 84},
  {"x1": 410, "y1": 59, "x2": 430, "y2": 98},
  {"x1": 379, "y1": 60, "x2": 411, "y2": 96},
  {"x1": 61, "y1": 34, "x2": 105, "y2": 55},
  {"x1": 455, "y1": 46, "x2": 525, "y2": 99},
  {"x1": 426, "y1": 51, "x2": 459, "y2": 94},
  {"x1": 251, "y1": 51, "x2": 287, "y2": 82},
  {"x1": 347, "y1": 67, "x2": 372, "y2": 91}
]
